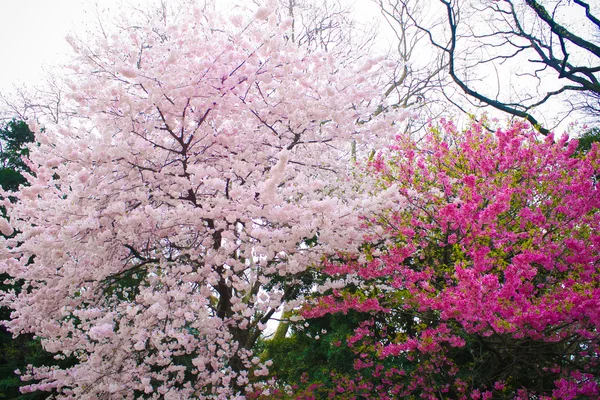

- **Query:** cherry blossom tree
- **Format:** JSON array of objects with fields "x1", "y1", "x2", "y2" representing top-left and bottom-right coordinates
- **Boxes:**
[
  {"x1": 0, "y1": 2, "x2": 398, "y2": 398},
  {"x1": 290, "y1": 120, "x2": 600, "y2": 399}
]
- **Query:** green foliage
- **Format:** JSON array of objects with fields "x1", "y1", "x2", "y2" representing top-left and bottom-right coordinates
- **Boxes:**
[
  {"x1": 0, "y1": 336, "x2": 56, "y2": 400},
  {"x1": 262, "y1": 312, "x2": 363, "y2": 393},
  {"x1": 576, "y1": 127, "x2": 600, "y2": 155},
  {"x1": 0, "y1": 120, "x2": 34, "y2": 192},
  {"x1": 0, "y1": 170, "x2": 26, "y2": 195}
]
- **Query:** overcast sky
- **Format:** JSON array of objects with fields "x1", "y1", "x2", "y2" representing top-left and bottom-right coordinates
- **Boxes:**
[{"x1": 0, "y1": 0, "x2": 90, "y2": 91}]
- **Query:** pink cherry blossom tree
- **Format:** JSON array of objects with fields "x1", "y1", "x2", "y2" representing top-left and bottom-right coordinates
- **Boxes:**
[
  {"x1": 295, "y1": 120, "x2": 600, "y2": 399},
  {"x1": 0, "y1": 2, "x2": 399, "y2": 398}
]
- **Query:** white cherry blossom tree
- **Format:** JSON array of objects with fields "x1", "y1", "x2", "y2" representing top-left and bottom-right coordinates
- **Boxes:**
[{"x1": 0, "y1": 1, "x2": 397, "y2": 398}]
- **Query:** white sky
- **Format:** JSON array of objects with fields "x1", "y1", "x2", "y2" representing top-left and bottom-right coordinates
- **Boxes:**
[
  {"x1": 0, "y1": 0, "x2": 386, "y2": 94},
  {"x1": 0, "y1": 0, "x2": 90, "y2": 91}
]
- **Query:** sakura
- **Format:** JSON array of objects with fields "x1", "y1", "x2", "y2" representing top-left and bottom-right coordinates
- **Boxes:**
[{"x1": 0, "y1": 1, "x2": 393, "y2": 398}]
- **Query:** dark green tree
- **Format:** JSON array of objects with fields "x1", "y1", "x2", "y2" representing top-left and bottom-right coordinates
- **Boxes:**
[
  {"x1": 576, "y1": 126, "x2": 600, "y2": 154},
  {"x1": 260, "y1": 312, "x2": 362, "y2": 394},
  {"x1": 0, "y1": 120, "x2": 34, "y2": 192}
]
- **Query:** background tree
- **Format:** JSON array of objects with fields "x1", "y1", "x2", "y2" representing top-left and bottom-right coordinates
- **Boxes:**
[
  {"x1": 278, "y1": 0, "x2": 377, "y2": 58},
  {"x1": 0, "y1": 120, "x2": 33, "y2": 192},
  {"x1": 377, "y1": 0, "x2": 455, "y2": 133},
  {"x1": 380, "y1": 0, "x2": 600, "y2": 134},
  {"x1": 258, "y1": 311, "x2": 363, "y2": 396},
  {"x1": 0, "y1": 74, "x2": 76, "y2": 126},
  {"x1": 577, "y1": 126, "x2": 600, "y2": 153}
]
